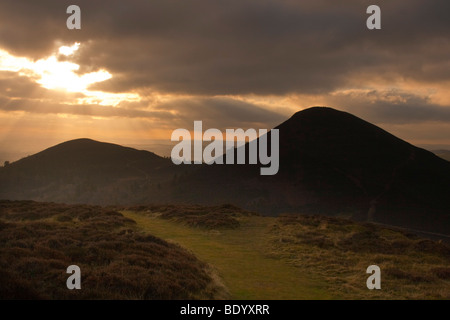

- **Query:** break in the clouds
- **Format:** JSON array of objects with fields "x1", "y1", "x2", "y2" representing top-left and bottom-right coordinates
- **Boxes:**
[
  {"x1": 0, "y1": 0, "x2": 450, "y2": 155},
  {"x1": 0, "y1": 0, "x2": 449, "y2": 95}
]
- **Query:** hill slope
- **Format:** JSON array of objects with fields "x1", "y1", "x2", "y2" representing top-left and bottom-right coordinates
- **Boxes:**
[
  {"x1": 0, "y1": 200, "x2": 226, "y2": 299},
  {"x1": 176, "y1": 107, "x2": 450, "y2": 234},
  {"x1": 0, "y1": 139, "x2": 185, "y2": 204},
  {"x1": 433, "y1": 150, "x2": 450, "y2": 162},
  {"x1": 1, "y1": 108, "x2": 449, "y2": 234}
]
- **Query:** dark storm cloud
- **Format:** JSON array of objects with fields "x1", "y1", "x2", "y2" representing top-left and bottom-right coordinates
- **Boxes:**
[
  {"x1": 0, "y1": 0, "x2": 449, "y2": 95},
  {"x1": 328, "y1": 90, "x2": 450, "y2": 124},
  {"x1": 155, "y1": 97, "x2": 287, "y2": 129},
  {"x1": 0, "y1": 93, "x2": 285, "y2": 128}
]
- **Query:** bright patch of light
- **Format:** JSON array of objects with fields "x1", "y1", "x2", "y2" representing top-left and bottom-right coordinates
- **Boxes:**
[
  {"x1": 59, "y1": 42, "x2": 80, "y2": 56},
  {"x1": 0, "y1": 43, "x2": 139, "y2": 106},
  {"x1": 77, "y1": 91, "x2": 141, "y2": 106},
  {"x1": 0, "y1": 49, "x2": 33, "y2": 72},
  {"x1": 32, "y1": 56, "x2": 112, "y2": 92}
]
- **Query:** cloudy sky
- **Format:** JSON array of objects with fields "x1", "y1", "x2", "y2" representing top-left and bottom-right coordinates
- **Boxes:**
[{"x1": 0, "y1": 0, "x2": 449, "y2": 162}]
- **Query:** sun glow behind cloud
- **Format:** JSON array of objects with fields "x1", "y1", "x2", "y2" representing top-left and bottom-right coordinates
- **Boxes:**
[
  {"x1": 0, "y1": 43, "x2": 140, "y2": 106},
  {"x1": 58, "y1": 43, "x2": 80, "y2": 56},
  {"x1": 33, "y1": 56, "x2": 111, "y2": 92}
]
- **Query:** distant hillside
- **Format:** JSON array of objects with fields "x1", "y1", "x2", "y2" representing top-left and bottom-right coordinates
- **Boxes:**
[
  {"x1": 175, "y1": 107, "x2": 450, "y2": 234},
  {"x1": 0, "y1": 139, "x2": 189, "y2": 204},
  {"x1": 1, "y1": 108, "x2": 449, "y2": 235}
]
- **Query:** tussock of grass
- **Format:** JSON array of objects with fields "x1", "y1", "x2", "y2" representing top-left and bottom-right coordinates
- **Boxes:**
[
  {"x1": 124, "y1": 203, "x2": 257, "y2": 229},
  {"x1": 268, "y1": 214, "x2": 450, "y2": 299},
  {"x1": 0, "y1": 200, "x2": 226, "y2": 300}
]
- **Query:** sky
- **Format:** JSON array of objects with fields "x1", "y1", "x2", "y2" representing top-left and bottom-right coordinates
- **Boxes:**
[{"x1": 0, "y1": 0, "x2": 450, "y2": 162}]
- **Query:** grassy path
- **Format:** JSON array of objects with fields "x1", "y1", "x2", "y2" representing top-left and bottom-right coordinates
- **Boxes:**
[{"x1": 122, "y1": 211, "x2": 333, "y2": 299}]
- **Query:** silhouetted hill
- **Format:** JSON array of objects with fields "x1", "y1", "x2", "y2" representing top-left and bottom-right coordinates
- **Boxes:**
[
  {"x1": 174, "y1": 107, "x2": 450, "y2": 234},
  {"x1": 1, "y1": 108, "x2": 449, "y2": 234},
  {"x1": 0, "y1": 139, "x2": 185, "y2": 204},
  {"x1": 5, "y1": 138, "x2": 166, "y2": 177},
  {"x1": 433, "y1": 150, "x2": 450, "y2": 162}
]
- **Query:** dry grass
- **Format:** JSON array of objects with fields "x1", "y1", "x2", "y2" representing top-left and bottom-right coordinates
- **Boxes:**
[
  {"x1": 4, "y1": 199, "x2": 447, "y2": 300},
  {"x1": 122, "y1": 211, "x2": 331, "y2": 299},
  {"x1": 123, "y1": 204, "x2": 257, "y2": 229},
  {"x1": 0, "y1": 200, "x2": 227, "y2": 300},
  {"x1": 268, "y1": 214, "x2": 450, "y2": 299}
]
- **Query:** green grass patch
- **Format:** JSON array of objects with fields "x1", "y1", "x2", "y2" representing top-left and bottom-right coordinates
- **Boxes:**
[{"x1": 122, "y1": 211, "x2": 332, "y2": 299}]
